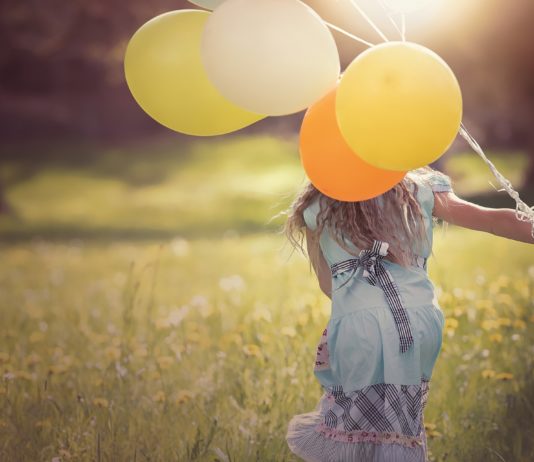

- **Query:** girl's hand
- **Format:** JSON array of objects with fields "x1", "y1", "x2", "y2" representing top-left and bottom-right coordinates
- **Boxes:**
[{"x1": 433, "y1": 192, "x2": 534, "y2": 244}]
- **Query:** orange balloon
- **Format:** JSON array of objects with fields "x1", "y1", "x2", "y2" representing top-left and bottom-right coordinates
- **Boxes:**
[{"x1": 299, "y1": 88, "x2": 406, "y2": 201}]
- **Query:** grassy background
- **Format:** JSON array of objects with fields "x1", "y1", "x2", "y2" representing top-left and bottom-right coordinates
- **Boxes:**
[
  {"x1": 0, "y1": 135, "x2": 533, "y2": 461},
  {"x1": 1, "y1": 135, "x2": 530, "y2": 239}
]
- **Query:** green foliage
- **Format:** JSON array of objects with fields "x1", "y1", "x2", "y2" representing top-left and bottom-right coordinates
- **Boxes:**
[
  {"x1": 1, "y1": 136, "x2": 529, "y2": 241},
  {"x1": 0, "y1": 135, "x2": 304, "y2": 240}
]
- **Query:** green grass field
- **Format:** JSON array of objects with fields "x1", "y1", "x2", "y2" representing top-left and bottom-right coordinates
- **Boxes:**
[{"x1": 1, "y1": 135, "x2": 533, "y2": 461}]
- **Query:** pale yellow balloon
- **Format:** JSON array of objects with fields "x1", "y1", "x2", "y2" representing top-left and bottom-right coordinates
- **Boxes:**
[
  {"x1": 124, "y1": 10, "x2": 264, "y2": 136},
  {"x1": 336, "y1": 41, "x2": 463, "y2": 171},
  {"x1": 201, "y1": 0, "x2": 340, "y2": 116}
]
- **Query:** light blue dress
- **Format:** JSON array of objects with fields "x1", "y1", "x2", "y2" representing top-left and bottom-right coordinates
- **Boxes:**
[{"x1": 286, "y1": 170, "x2": 452, "y2": 462}]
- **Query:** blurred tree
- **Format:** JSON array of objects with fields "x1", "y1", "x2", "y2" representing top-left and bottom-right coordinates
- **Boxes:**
[
  {"x1": 0, "y1": 0, "x2": 533, "y2": 186},
  {"x1": 428, "y1": 0, "x2": 534, "y2": 185},
  {"x1": 484, "y1": 0, "x2": 534, "y2": 184}
]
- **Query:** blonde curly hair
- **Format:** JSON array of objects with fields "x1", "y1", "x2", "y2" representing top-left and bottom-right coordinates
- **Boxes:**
[{"x1": 279, "y1": 166, "x2": 449, "y2": 270}]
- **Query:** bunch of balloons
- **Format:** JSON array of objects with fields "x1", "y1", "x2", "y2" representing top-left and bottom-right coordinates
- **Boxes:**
[{"x1": 124, "y1": 0, "x2": 463, "y2": 202}]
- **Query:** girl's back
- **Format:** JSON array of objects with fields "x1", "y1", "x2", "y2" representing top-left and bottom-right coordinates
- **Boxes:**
[{"x1": 286, "y1": 168, "x2": 452, "y2": 461}]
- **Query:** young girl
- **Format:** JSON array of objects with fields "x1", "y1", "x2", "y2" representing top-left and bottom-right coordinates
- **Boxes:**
[{"x1": 283, "y1": 166, "x2": 533, "y2": 462}]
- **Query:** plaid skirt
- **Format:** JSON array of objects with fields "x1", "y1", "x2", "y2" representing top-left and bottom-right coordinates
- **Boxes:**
[{"x1": 286, "y1": 374, "x2": 430, "y2": 462}]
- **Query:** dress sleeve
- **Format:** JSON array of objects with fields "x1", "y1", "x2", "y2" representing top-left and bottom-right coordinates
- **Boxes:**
[
  {"x1": 303, "y1": 204, "x2": 318, "y2": 231},
  {"x1": 427, "y1": 171, "x2": 453, "y2": 193},
  {"x1": 303, "y1": 198, "x2": 321, "y2": 231}
]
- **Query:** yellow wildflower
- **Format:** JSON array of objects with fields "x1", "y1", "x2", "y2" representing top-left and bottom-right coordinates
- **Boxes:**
[
  {"x1": 156, "y1": 356, "x2": 175, "y2": 370},
  {"x1": 105, "y1": 346, "x2": 121, "y2": 361},
  {"x1": 475, "y1": 300, "x2": 493, "y2": 310},
  {"x1": 133, "y1": 345, "x2": 148, "y2": 359},
  {"x1": 495, "y1": 372, "x2": 514, "y2": 381},
  {"x1": 14, "y1": 371, "x2": 35, "y2": 381},
  {"x1": 152, "y1": 390, "x2": 166, "y2": 403},
  {"x1": 48, "y1": 364, "x2": 69, "y2": 375},
  {"x1": 444, "y1": 318, "x2": 458, "y2": 337},
  {"x1": 281, "y1": 326, "x2": 297, "y2": 338},
  {"x1": 35, "y1": 419, "x2": 52, "y2": 429},
  {"x1": 495, "y1": 293, "x2": 514, "y2": 307},
  {"x1": 481, "y1": 369, "x2": 496, "y2": 379},
  {"x1": 24, "y1": 353, "x2": 41, "y2": 367},
  {"x1": 219, "y1": 332, "x2": 242, "y2": 348},
  {"x1": 513, "y1": 319, "x2": 527, "y2": 330},
  {"x1": 453, "y1": 307, "x2": 464, "y2": 318},
  {"x1": 297, "y1": 313, "x2": 309, "y2": 327},
  {"x1": 424, "y1": 422, "x2": 437, "y2": 431},
  {"x1": 257, "y1": 333, "x2": 270, "y2": 344},
  {"x1": 58, "y1": 449, "x2": 72, "y2": 459},
  {"x1": 497, "y1": 318, "x2": 512, "y2": 327},
  {"x1": 252, "y1": 308, "x2": 272, "y2": 323},
  {"x1": 489, "y1": 333, "x2": 503, "y2": 343},
  {"x1": 174, "y1": 390, "x2": 194, "y2": 405},
  {"x1": 29, "y1": 332, "x2": 45, "y2": 343},
  {"x1": 92, "y1": 398, "x2": 109, "y2": 408},
  {"x1": 242, "y1": 344, "x2": 262, "y2": 358},
  {"x1": 481, "y1": 319, "x2": 499, "y2": 331}
]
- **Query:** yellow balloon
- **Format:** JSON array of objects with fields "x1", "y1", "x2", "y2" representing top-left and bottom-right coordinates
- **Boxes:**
[
  {"x1": 124, "y1": 10, "x2": 264, "y2": 136},
  {"x1": 336, "y1": 41, "x2": 462, "y2": 171}
]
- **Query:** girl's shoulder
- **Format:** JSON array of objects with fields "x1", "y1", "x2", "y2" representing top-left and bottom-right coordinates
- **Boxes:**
[{"x1": 407, "y1": 167, "x2": 454, "y2": 193}]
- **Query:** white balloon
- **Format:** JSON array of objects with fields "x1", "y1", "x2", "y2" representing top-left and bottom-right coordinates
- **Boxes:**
[
  {"x1": 201, "y1": 0, "x2": 340, "y2": 116},
  {"x1": 188, "y1": 0, "x2": 226, "y2": 10}
]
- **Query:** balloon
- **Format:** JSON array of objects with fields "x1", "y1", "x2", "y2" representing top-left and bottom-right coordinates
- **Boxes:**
[
  {"x1": 201, "y1": 0, "x2": 340, "y2": 116},
  {"x1": 336, "y1": 41, "x2": 462, "y2": 171},
  {"x1": 124, "y1": 10, "x2": 264, "y2": 136},
  {"x1": 300, "y1": 88, "x2": 406, "y2": 202},
  {"x1": 188, "y1": 0, "x2": 225, "y2": 10}
]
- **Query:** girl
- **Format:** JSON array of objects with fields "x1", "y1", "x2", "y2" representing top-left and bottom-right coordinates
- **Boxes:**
[{"x1": 283, "y1": 166, "x2": 533, "y2": 462}]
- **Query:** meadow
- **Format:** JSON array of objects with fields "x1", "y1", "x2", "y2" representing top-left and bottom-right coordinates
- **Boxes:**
[{"x1": 1, "y1": 134, "x2": 533, "y2": 461}]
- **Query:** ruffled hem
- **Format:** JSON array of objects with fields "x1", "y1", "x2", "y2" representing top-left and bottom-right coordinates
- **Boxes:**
[
  {"x1": 287, "y1": 408, "x2": 428, "y2": 462},
  {"x1": 315, "y1": 423, "x2": 423, "y2": 448}
]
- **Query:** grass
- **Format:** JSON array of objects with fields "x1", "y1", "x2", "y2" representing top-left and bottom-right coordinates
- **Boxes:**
[
  {"x1": 0, "y1": 134, "x2": 533, "y2": 461},
  {"x1": 0, "y1": 231, "x2": 533, "y2": 461}
]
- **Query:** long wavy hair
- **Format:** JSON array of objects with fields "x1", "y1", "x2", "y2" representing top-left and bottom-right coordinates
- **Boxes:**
[{"x1": 280, "y1": 166, "x2": 449, "y2": 271}]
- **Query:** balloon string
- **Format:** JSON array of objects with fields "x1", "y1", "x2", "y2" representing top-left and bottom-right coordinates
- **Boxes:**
[
  {"x1": 376, "y1": 0, "x2": 405, "y2": 41},
  {"x1": 459, "y1": 123, "x2": 534, "y2": 238},
  {"x1": 324, "y1": 21, "x2": 375, "y2": 47},
  {"x1": 348, "y1": 0, "x2": 389, "y2": 42}
]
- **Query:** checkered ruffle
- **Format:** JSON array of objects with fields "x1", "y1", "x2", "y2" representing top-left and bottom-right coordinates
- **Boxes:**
[
  {"x1": 318, "y1": 379, "x2": 430, "y2": 447},
  {"x1": 286, "y1": 379, "x2": 430, "y2": 462}
]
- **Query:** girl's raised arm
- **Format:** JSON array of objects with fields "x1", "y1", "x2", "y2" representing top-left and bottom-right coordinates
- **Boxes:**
[{"x1": 433, "y1": 191, "x2": 534, "y2": 244}]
